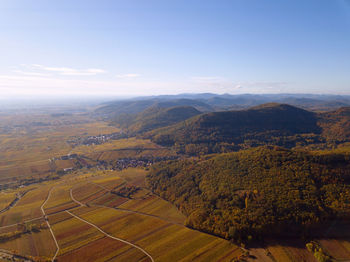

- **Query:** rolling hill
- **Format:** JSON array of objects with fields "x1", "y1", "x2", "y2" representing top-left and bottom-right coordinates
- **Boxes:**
[
  {"x1": 118, "y1": 105, "x2": 202, "y2": 134},
  {"x1": 147, "y1": 103, "x2": 350, "y2": 154},
  {"x1": 148, "y1": 103, "x2": 325, "y2": 151}
]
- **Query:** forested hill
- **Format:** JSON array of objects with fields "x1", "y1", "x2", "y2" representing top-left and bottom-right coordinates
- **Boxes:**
[
  {"x1": 115, "y1": 105, "x2": 202, "y2": 134},
  {"x1": 146, "y1": 146, "x2": 350, "y2": 243},
  {"x1": 149, "y1": 103, "x2": 321, "y2": 150},
  {"x1": 319, "y1": 106, "x2": 350, "y2": 142},
  {"x1": 148, "y1": 104, "x2": 350, "y2": 154},
  {"x1": 95, "y1": 98, "x2": 213, "y2": 117}
]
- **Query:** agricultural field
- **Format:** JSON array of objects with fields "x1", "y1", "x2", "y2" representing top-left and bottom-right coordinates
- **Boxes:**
[
  {"x1": 44, "y1": 184, "x2": 79, "y2": 215},
  {"x1": 0, "y1": 165, "x2": 243, "y2": 261},
  {"x1": 71, "y1": 137, "x2": 164, "y2": 155},
  {"x1": 248, "y1": 241, "x2": 318, "y2": 262},
  {"x1": 0, "y1": 112, "x2": 172, "y2": 191},
  {"x1": 247, "y1": 235, "x2": 350, "y2": 262},
  {"x1": 0, "y1": 218, "x2": 57, "y2": 261},
  {"x1": 0, "y1": 190, "x2": 18, "y2": 211},
  {"x1": 0, "y1": 184, "x2": 51, "y2": 226},
  {"x1": 69, "y1": 206, "x2": 242, "y2": 262},
  {"x1": 0, "y1": 113, "x2": 120, "y2": 185},
  {"x1": 69, "y1": 137, "x2": 176, "y2": 164}
]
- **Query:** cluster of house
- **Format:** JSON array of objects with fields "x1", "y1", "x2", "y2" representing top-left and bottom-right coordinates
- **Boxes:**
[
  {"x1": 110, "y1": 156, "x2": 179, "y2": 170},
  {"x1": 67, "y1": 132, "x2": 126, "y2": 147},
  {"x1": 111, "y1": 159, "x2": 152, "y2": 170},
  {"x1": 49, "y1": 153, "x2": 78, "y2": 162},
  {"x1": 51, "y1": 151, "x2": 179, "y2": 174}
]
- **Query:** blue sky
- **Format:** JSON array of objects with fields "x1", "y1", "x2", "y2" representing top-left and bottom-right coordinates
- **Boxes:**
[{"x1": 0, "y1": 0, "x2": 349, "y2": 98}]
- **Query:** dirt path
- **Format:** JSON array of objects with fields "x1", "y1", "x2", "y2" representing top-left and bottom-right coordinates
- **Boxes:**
[
  {"x1": 69, "y1": 188, "x2": 85, "y2": 207},
  {"x1": 40, "y1": 187, "x2": 60, "y2": 262},
  {"x1": 0, "y1": 216, "x2": 43, "y2": 229},
  {"x1": 86, "y1": 181, "x2": 185, "y2": 226},
  {"x1": 66, "y1": 210, "x2": 154, "y2": 262},
  {"x1": 94, "y1": 204, "x2": 185, "y2": 227}
]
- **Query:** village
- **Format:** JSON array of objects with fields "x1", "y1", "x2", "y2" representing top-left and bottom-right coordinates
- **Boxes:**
[
  {"x1": 66, "y1": 132, "x2": 126, "y2": 147},
  {"x1": 52, "y1": 153, "x2": 179, "y2": 174}
]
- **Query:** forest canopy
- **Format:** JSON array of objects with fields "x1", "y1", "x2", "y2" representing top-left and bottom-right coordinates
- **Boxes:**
[{"x1": 147, "y1": 146, "x2": 350, "y2": 243}]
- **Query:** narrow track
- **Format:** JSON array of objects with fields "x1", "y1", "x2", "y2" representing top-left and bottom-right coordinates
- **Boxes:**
[
  {"x1": 0, "y1": 216, "x2": 43, "y2": 229},
  {"x1": 66, "y1": 210, "x2": 154, "y2": 262},
  {"x1": 40, "y1": 187, "x2": 60, "y2": 262},
  {"x1": 69, "y1": 188, "x2": 85, "y2": 207},
  {"x1": 94, "y1": 204, "x2": 185, "y2": 227}
]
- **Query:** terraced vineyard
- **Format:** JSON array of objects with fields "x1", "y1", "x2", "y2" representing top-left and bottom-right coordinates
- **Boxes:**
[{"x1": 0, "y1": 168, "x2": 243, "y2": 262}]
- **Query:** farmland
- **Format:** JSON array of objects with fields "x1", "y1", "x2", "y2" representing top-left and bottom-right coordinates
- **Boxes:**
[
  {"x1": 0, "y1": 167, "x2": 243, "y2": 261},
  {"x1": 0, "y1": 111, "x2": 243, "y2": 262},
  {"x1": 0, "y1": 112, "x2": 173, "y2": 189},
  {"x1": 0, "y1": 113, "x2": 120, "y2": 185}
]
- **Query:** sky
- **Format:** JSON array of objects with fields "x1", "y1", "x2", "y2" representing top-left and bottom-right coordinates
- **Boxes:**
[{"x1": 0, "y1": 0, "x2": 350, "y2": 98}]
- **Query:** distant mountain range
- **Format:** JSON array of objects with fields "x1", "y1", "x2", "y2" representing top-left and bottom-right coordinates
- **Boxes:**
[
  {"x1": 96, "y1": 93, "x2": 350, "y2": 118},
  {"x1": 95, "y1": 97, "x2": 213, "y2": 117}
]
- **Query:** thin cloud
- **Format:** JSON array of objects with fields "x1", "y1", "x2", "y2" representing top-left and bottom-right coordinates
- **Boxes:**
[
  {"x1": 0, "y1": 74, "x2": 182, "y2": 97},
  {"x1": 191, "y1": 76, "x2": 225, "y2": 82},
  {"x1": 116, "y1": 74, "x2": 140, "y2": 78},
  {"x1": 29, "y1": 64, "x2": 106, "y2": 76},
  {"x1": 12, "y1": 70, "x2": 51, "y2": 77},
  {"x1": 190, "y1": 77, "x2": 289, "y2": 93}
]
